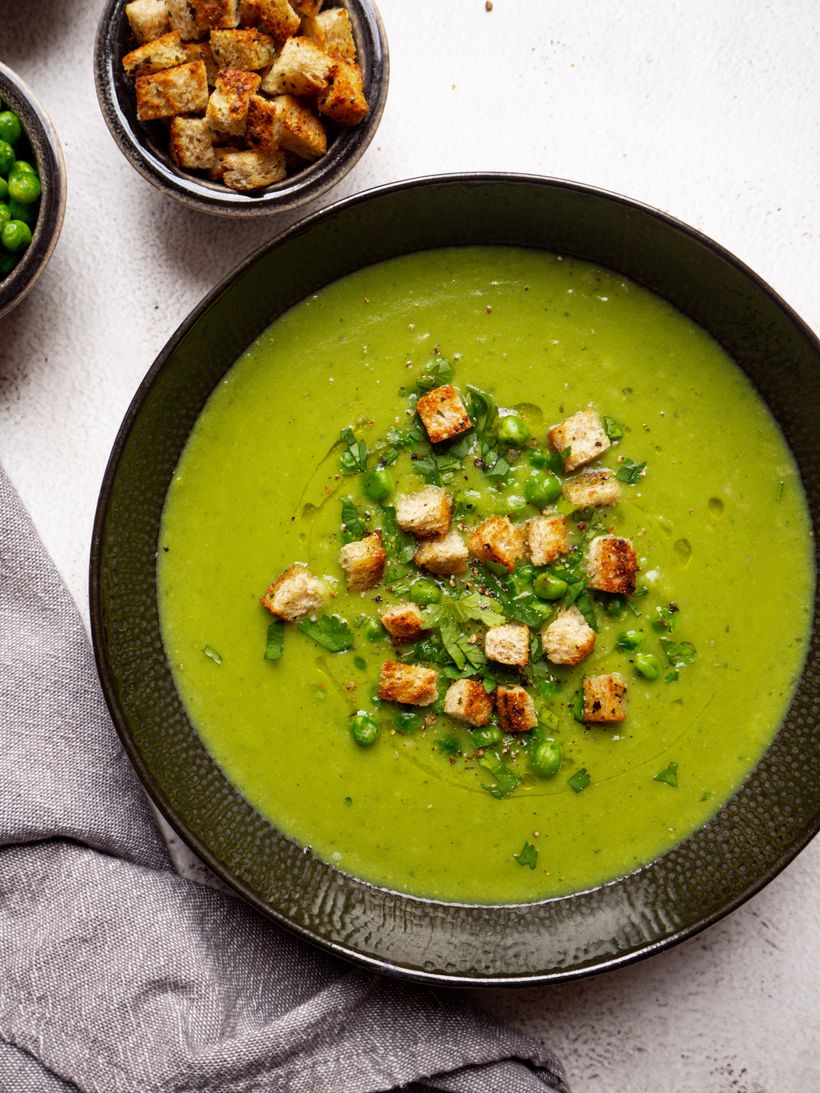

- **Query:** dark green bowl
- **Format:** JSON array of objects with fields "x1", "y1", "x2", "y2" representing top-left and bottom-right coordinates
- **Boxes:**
[{"x1": 90, "y1": 175, "x2": 819, "y2": 985}]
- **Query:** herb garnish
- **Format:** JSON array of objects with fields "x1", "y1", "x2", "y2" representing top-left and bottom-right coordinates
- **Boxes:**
[
  {"x1": 569, "y1": 690, "x2": 585, "y2": 723},
  {"x1": 659, "y1": 638, "x2": 697, "y2": 669},
  {"x1": 514, "y1": 841, "x2": 539, "y2": 869},
  {"x1": 480, "y1": 754, "x2": 522, "y2": 799},
  {"x1": 203, "y1": 645, "x2": 223, "y2": 664},
  {"x1": 616, "y1": 458, "x2": 647, "y2": 484},
  {"x1": 567, "y1": 767, "x2": 591, "y2": 793},
  {"x1": 264, "y1": 621, "x2": 285, "y2": 661},
  {"x1": 297, "y1": 615, "x2": 354, "y2": 652},
  {"x1": 416, "y1": 357, "x2": 454, "y2": 391},
  {"x1": 338, "y1": 426, "x2": 368, "y2": 475},
  {"x1": 654, "y1": 761, "x2": 679, "y2": 787},
  {"x1": 603, "y1": 416, "x2": 624, "y2": 440},
  {"x1": 340, "y1": 496, "x2": 368, "y2": 542}
]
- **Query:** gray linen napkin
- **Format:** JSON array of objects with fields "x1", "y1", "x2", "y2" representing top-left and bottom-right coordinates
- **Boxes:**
[{"x1": 0, "y1": 466, "x2": 568, "y2": 1093}]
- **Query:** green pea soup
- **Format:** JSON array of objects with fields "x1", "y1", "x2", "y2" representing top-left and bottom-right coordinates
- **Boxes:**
[{"x1": 157, "y1": 247, "x2": 813, "y2": 903}]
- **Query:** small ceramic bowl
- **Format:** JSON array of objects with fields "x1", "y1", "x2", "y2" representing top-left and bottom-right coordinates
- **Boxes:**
[
  {"x1": 0, "y1": 63, "x2": 67, "y2": 320},
  {"x1": 94, "y1": 1, "x2": 389, "y2": 218}
]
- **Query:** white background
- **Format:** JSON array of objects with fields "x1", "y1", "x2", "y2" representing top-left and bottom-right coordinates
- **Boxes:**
[{"x1": 1, "y1": 1, "x2": 818, "y2": 1090}]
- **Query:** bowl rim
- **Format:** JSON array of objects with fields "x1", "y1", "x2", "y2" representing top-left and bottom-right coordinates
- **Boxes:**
[
  {"x1": 0, "y1": 61, "x2": 67, "y2": 319},
  {"x1": 90, "y1": 172, "x2": 820, "y2": 985},
  {"x1": 93, "y1": 0, "x2": 389, "y2": 218}
]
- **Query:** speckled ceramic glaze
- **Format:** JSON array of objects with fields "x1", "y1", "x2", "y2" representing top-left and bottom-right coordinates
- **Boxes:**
[
  {"x1": 0, "y1": 63, "x2": 66, "y2": 320},
  {"x1": 91, "y1": 176, "x2": 819, "y2": 984},
  {"x1": 93, "y1": 0, "x2": 389, "y2": 217}
]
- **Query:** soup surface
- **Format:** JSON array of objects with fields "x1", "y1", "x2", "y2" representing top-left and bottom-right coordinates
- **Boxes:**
[{"x1": 157, "y1": 247, "x2": 813, "y2": 903}]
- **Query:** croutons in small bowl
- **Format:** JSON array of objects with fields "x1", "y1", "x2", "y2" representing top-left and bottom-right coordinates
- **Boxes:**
[
  {"x1": 94, "y1": 0, "x2": 388, "y2": 216},
  {"x1": 0, "y1": 62, "x2": 67, "y2": 320}
]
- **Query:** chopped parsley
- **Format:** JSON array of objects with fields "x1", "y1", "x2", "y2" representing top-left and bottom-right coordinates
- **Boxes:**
[
  {"x1": 616, "y1": 458, "x2": 647, "y2": 484},
  {"x1": 567, "y1": 767, "x2": 591, "y2": 793},
  {"x1": 654, "y1": 761, "x2": 679, "y2": 788},
  {"x1": 514, "y1": 841, "x2": 539, "y2": 869},
  {"x1": 659, "y1": 637, "x2": 697, "y2": 669},
  {"x1": 338, "y1": 426, "x2": 368, "y2": 475},
  {"x1": 340, "y1": 496, "x2": 368, "y2": 542},
  {"x1": 480, "y1": 754, "x2": 522, "y2": 799},
  {"x1": 652, "y1": 604, "x2": 679, "y2": 632},
  {"x1": 569, "y1": 690, "x2": 585, "y2": 723},
  {"x1": 603, "y1": 416, "x2": 624, "y2": 440},
  {"x1": 263, "y1": 621, "x2": 285, "y2": 661},
  {"x1": 416, "y1": 357, "x2": 454, "y2": 391},
  {"x1": 297, "y1": 615, "x2": 354, "y2": 653},
  {"x1": 202, "y1": 645, "x2": 223, "y2": 664}
]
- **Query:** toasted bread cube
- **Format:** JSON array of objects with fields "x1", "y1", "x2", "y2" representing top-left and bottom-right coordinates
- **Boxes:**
[
  {"x1": 123, "y1": 31, "x2": 187, "y2": 77},
  {"x1": 380, "y1": 602, "x2": 426, "y2": 643},
  {"x1": 261, "y1": 35, "x2": 335, "y2": 95},
  {"x1": 548, "y1": 409, "x2": 610, "y2": 473},
  {"x1": 135, "y1": 60, "x2": 210, "y2": 121},
  {"x1": 169, "y1": 116, "x2": 215, "y2": 169},
  {"x1": 244, "y1": 94, "x2": 280, "y2": 152},
  {"x1": 583, "y1": 673, "x2": 628, "y2": 723},
  {"x1": 562, "y1": 468, "x2": 621, "y2": 509},
  {"x1": 413, "y1": 529, "x2": 468, "y2": 576},
  {"x1": 206, "y1": 67, "x2": 261, "y2": 134},
  {"x1": 467, "y1": 515, "x2": 524, "y2": 573},
  {"x1": 586, "y1": 535, "x2": 638, "y2": 596},
  {"x1": 210, "y1": 27, "x2": 276, "y2": 68},
  {"x1": 444, "y1": 679, "x2": 493, "y2": 728},
  {"x1": 293, "y1": 0, "x2": 322, "y2": 15},
  {"x1": 126, "y1": 0, "x2": 172, "y2": 44},
  {"x1": 317, "y1": 59, "x2": 368, "y2": 126},
  {"x1": 339, "y1": 531, "x2": 385, "y2": 592},
  {"x1": 221, "y1": 148, "x2": 286, "y2": 189},
  {"x1": 310, "y1": 7, "x2": 356, "y2": 60},
  {"x1": 526, "y1": 512, "x2": 569, "y2": 566},
  {"x1": 496, "y1": 685, "x2": 538, "y2": 733},
  {"x1": 414, "y1": 383, "x2": 470, "y2": 444},
  {"x1": 485, "y1": 623, "x2": 530, "y2": 668},
  {"x1": 395, "y1": 487, "x2": 452, "y2": 539},
  {"x1": 541, "y1": 606, "x2": 596, "y2": 667},
  {"x1": 208, "y1": 143, "x2": 241, "y2": 179},
  {"x1": 269, "y1": 94, "x2": 327, "y2": 159},
  {"x1": 182, "y1": 40, "x2": 218, "y2": 83},
  {"x1": 260, "y1": 562, "x2": 328, "y2": 621},
  {"x1": 378, "y1": 661, "x2": 438, "y2": 706},
  {"x1": 245, "y1": 0, "x2": 300, "y2": 40},
  {"x1": 190, "y1": 0, "x2": 238, "y2": 30},
  {"x1": 166, "y1": 0, "x2": 201, "y2": 39}
]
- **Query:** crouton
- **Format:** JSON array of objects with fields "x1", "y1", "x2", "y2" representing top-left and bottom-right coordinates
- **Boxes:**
[
  {"x1": 206, "y1": 67, "x2": 261, "y2": 134},
  {"x1": 484, "y1": 623, "x2": 530, "y2": 668},
  {"x1": 548, "y1": 408, "x2": 611, "y2": 473},
  {"x1": 126, "y1": 0, "x2": 172, "y2": 44},
  {"x1": 292, "y1": 0, "x2": 323, "y2": 19},
  {"x1": 414, "y1": 384, "x2": 471, "y2": 444},
  {"x1": 395, "y1": 487, "x2": 452, "y2": 539},
  {"x1": 444, "y1": 679, "x2": 493, "y2": 727},
  {"x1": 413, "y1": 529, "x2": 468, "y2": 576},
  {"x1": 467, "y1": 515, "x2": 524, "y2": 573},
  {"x1": 244, "y1": 0, "x2": 300, "y2": 40},
  {"x1": 210, "y1": 27, "x2": 276, "y2": 68},
  {"x1": 166, "y1": 0, "x2": 201, "y2": 39},
  {"x1": 496, "y1": 685, "x2": 538, "y2": 733},
  {"x1": 541, "y1": 606, "x2": 596, "y2": 666},
  {"x1": 190, "y1": 0, "x2": 239, "y2": 30},
  {"x1": 380, "y1": 602, "x2": 426, "y2": 643},
  {"x1": 169, "y1": 116, "x2": 215, "y2": 169},
  {"x1": 378, "y1": 661, "x2": 438, "y2": 706},
  {"x1": 135, "y1": 60, "x2": 210, "y2": 121},
  {"x1": 583, "y1": 673, "x2": 628, "y2": 723},
  {"x1": 208, "y1": 143, "x2": 241, "y2": 179},
  {"x1": 220, "y1": 147, "x2": 287, "y2": 189},
  {"x1": 244, "y1": 94, "x2": 280, "y2": 152},
  {"x1": 123, "y1": 31, "x2": 187, "y2": 77},
  {"x1": 339, "y1": 531, "x2": 385, "y2": 592},
  {"x1": 526, "y1": 512, "x2": 569, "y2": 566},
  {"x1": 269, "y1": 94, "x2": 327, "y2": 159},
  {"x1": 562, "y1": 469, "x2": 621, "y2": 509},
  {"x1": 586, "y1": 535, "x2": 638, "y2": 596},
  {"x1": 309, "y1": 7, "x2": 356, "y2": 60},
  {"x1": 182, "y1": 40, "x2": 218, "y2": 83},
  {"x1": 260, "y1": 562, "x2": 328, "y2": 620},
  {"x1": 260, "y1": 35, "x2": 335, "y2": 95}
]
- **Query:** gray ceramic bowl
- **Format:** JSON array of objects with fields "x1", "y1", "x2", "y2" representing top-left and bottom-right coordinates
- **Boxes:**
[
  {"x1": 91, "y1": 175, "x2": 819, "y2": 985},
  {"x1": 0, "y1": 63, "x2": 67, "y2": 320},
  {"x1": 94, "y1": 0, "x2": 389, "y2": 217}
]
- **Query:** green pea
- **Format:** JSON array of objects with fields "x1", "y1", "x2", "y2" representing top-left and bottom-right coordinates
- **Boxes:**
[
  {"x1": 363, "y1": 617, "x2": 383, "y2": 642},
  {"x1": 634, "y1": 652, "x2": 661, "y2": 681},
  {"x1": 0, "y1": 179, "x2": 7, "y2": 201},
  {"x1": 0, "y1": 140, "x2": 14, "y2": 175},
  {"x1": 8, "y1": 172, "x2": 40, "y2": 205},
  {"x1": 409, "y1": 578, "x2": 441, "y2": 606},
  {"x1": 533, "y1": 572, "x2": 568, "y2": 601},
  {"x1": 517, "y1": 563, "x2": 534, "y2": 583},
  {"x1": 7, "y1": 198, "x2": 35, "y2": 226},
  {"x1": 362, "y1": 466, "x2": 394, "y2": 502},
  {"x1": 528, "y1": 449, "x2": 548, "y2": 468},
  {"x1": 472, "y1": 723, "x2": 503, "y2": 749},
  {"x1": 9, "y1": 159, "x2": 35, "y2": 178},
  {"x1": 350, "y1": 712, "x2": 380, "y2": 747},
  {"x1": 0, "y1": 250, "x2": 19, "y2": 277},
  {"x1": 530, "y1": 739, "x2": 563, "y2": 778},
  {"x1": 1, "y1": 219, "x2": 32, "y2": 253},
  {"x1": 394, "y1": 709, "x2": 422, "y2": 734},
  {"x1": 524, "y1": 470, "x2": 562, "y2": 507},
  {"x1": 0, "y1": 111, "x2": 22, "y2": 145},
  {"x1": 497, "y1": 415, "x2": 530, "y2": 446},
  {"x1": 604, "y1": 595, "x2": 627, "y2": 618},
  {"x1": 617, "y1": 629, "x2": 644, "y2": 651},
  {"x1": 0, "y1": 205, "x2": 9, "y2": 231}
]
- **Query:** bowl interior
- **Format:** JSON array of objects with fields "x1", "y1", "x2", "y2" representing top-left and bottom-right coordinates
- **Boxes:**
[
  {"x1": 92, "y1": 176, "x2": 819, "y2": 984},
  {"x1": 95, "y1": 0, "x2": 389, "y2": 215}
]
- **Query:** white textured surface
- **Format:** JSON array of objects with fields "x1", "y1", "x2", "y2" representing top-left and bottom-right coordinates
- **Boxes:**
[{"x1": 1, "y1": 1, "x2": 818, "y2": 1090}]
